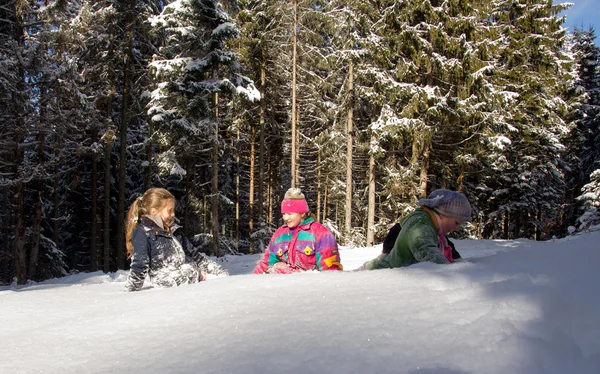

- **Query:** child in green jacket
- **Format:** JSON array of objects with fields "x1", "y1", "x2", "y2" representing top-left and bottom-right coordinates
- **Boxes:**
[{"x1": 361, "y1": 189, "x2": 472, "y2": 270}]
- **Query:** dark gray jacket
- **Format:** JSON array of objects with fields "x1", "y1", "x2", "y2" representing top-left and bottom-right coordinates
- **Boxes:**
[{"x1": 125, "y1": 216, "x2": 227, "y2": 291}]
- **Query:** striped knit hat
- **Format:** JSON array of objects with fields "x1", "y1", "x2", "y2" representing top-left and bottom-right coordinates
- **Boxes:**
[{"x1": 418, "y1": 189, "x2": 472, "y2": 221}]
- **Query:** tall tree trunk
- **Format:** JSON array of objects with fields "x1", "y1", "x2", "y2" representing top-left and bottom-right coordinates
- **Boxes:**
[
  {"x1": 345, "y1": 60, "x2": 354, "y2": 238},
  {"x1": 91, "y1": 128, "x2": 99, "y2": 272},
  {"x1": 296, "y1": 107, "x2": 300, "y2": 184},
  {"x1": 14, "y1": 177, "x2": 26, "y2": 284},
  {"x1": 211, "y1": 92, "x2": 220, "y2": 257},
  {"x1": 184, "y1": 156, "x2": 193, "y2": 236},
  {"x1": 103, "y1": 29, "x2": 117, "y2": 273},
  {"x1": 367, "y1": 134, "x2": 376, "y2": 247},
  {"x1": 13, "y1": 10, "x2": 26, "y2": 284},
  {"x1": 103, "y1": 129, "x2": 115, "y2": 273},
  {"x1": 258, "y1": 51, "x2": 266, "y2": 223},
  {"x1": 2, "y1": 185, "x2": 11, "y2": 257},
  {"x1": 536, "y1": 204, "x2": 542, "y2": 241},
  {"x1": 235, "y1": 127, "x2": 240, "y2": 249},
  {"x1": 203, "y1": 193, "x2": 207, "y2": 234},
  {"x1": 29, "y1": 130, "x2": 46, "y2": 279},
  {"x1": 291, "y1": 0, "x2": 298, "y2": 187},
  {"x1": 323, "y1": 175, "x2": 329, "y2": 221},
  {"x1": 144, "y1": 123, "x2": 153, "y2": 191},
  {"x1": 53, "y1": 147, "x2": 60, "y2": 247},
  {"x1": 418, "y1": 137, "x2": 430, "y2": 197},
  {"x1": 117, "y1": 21, "x2": 133, "y2": 270},
  {"x1": 249, "y1": 118, "x2": 255, "y2": 245},
  {"x1": 317, "y1": 150, "x2": 321, "y2": 222},
  {"x1": 267, "y1": 152, "x2": 273, "y2": 226}
]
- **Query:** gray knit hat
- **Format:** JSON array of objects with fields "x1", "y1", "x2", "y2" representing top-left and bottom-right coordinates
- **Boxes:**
[{"x1": 418, "y1": 189, "x2": 472, "y2": 221}]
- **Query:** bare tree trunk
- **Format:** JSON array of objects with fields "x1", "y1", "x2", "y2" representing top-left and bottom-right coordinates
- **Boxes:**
[
  {"x1": 211, "y1": 92, "x2": 220, "y2": 257},
  {"x1": 13, "y1": 12, "x2": 26, "y2": 284},
  {"x1": 2, "y1": 185, "x2": 11, "y2": 258},
  {"x1": 317, "y1": 150, "x2": 321, "y2": 222},
  {"x1": 103, "y1": 128, "x2": 115, "y2": 273},
  {"x1": 367, "y1": 133, "x2": 376, "y2": 247},
  {"x1": 235, "y1": 127, "x2": 240, "y2": 249},
  {"x1": 345, "y1": 60, "x2": 353, "y2": 238},
  {"x1": 291, "y1": 0, "x2": 298, "y2": 187},
  {"x1": 144, "y1": 123, "x2": 153, "y2": 190},
  {"x1": 456, "y1": 166, "x2": 465, "y2": 193},
  {"x1": 267, "y1": 153, "x2": 273, "y2": 226},
  {"x1": 323, "y1": 175, "x2": 329, "y2": 222},
  {"x1": 203, "y1": 193, "x2": 207, "y2": 234},
  {"x1": 91, "y1": 128, "x2": 99, "y2": 272},
  {"x1": 117, "y1": 19, "x2": 133, "y2": 270},
  {"x1": 14, "y1": 176, "x2": 26, "y2": 284},
  {"x1": 258, "y1": 51, "x2": 266, "y2": 223},
  {"x1": 536, "y1": 205, "x2": 542, "y2": 241},
  {"x1": 53, "y1": 147, "x2": 60, "y2": 247},
  {"x1": 296, "y1": 107, "x2": 300, "y2": 184},
  {"x1": 249, "y1": 119, "x2": 255, "y2": 245},
  {"x1": 184, "y1": 157, "x2": 193, "y2": 236},
  {"x1": 419, "y1": 139, "x2": 430, "y2": 197},
  {"x1": 513, "y1": 212, "x2": 520, "y2": 239},
  {"x1": 29, "y1": 130, "x2": 46, "y2": 279}
]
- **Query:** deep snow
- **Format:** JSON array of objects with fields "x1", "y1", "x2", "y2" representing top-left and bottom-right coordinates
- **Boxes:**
[{"x1": 1, "y1": 232, "x2": 599, "y2": 374}]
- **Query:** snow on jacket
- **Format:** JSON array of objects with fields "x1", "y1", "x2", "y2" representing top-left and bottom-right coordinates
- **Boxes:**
[
  {"x1": 253, "y1": 217, "x2": 342, "y2": 274},
  {"x1": 125, "y1": 216, "x2": 227, "y2": 291},
  {"x1": 363, "y1": 207, "x2": 449, "y2": 270}
]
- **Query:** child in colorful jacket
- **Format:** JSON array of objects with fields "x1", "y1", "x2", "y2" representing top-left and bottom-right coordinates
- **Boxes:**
[{"x1": 253, "y1": 188, "x2": 343, "y2": 274}]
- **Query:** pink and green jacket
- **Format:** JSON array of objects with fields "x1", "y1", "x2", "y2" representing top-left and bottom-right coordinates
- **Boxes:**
[{"x1": 253, "y1": 217, "x2": 342, "y2": 274}]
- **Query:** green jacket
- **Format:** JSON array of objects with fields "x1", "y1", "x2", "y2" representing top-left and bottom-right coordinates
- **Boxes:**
[{"x1": 364, "y1": 208, "x2": 449, "y2": 269}]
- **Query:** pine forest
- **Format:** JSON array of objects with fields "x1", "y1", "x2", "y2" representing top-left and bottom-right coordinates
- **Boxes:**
[{"x1": 1, "y1": 0, "x2": 599, "y2": 284}]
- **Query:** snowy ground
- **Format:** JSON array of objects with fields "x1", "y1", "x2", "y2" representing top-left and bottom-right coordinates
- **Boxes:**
[{"x1": 1, "y1": 232, "x2": 599, "y2": 374}]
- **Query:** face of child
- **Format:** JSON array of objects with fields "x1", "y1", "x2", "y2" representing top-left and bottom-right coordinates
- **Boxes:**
[
  {"x1": 282, "y1": 212, "x2": 304, "y2": 229},
  {"x1": 151, "y1": 199, "x2": 176, "y2": 226},
  {"x1": 441, "y1": 215, "x2": 465, "y2": 235}
]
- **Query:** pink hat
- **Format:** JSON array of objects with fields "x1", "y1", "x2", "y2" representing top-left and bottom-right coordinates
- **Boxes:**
[{"x1": 281, "y1": 188, "x2": 309, "y2": 214}]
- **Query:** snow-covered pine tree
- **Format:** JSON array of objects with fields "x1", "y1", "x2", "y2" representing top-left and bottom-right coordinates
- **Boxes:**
[
  {"x1": 314, "y1": 0, "x2": 378, "y2": 245},
  {"x1": 147, "y1": 0, "x2": 257, "y2": 256},
  {"x1": 53, "y1": 0, "x2": 162, "y2": 272},
  {"x1": 235, "y1": 0, "x2": 291, "y2": 250},
  {"x1": 477, "y1": 0, "x2": 578, "y2": 239},
  {"x1": 572, "y1": 27, "x2": 600, "y2": 185},
  {"x1": 339, "y1": 0, "x2": 492, "y2": 229},
  {"x1": 0, "y1": 0, "x2": 31, "y2": 284},
  {"x1": 576, "y1": 169, "x2": 600, "y2": 231},
  {"x1": 570, "y1": 26, "x2": 600, "y2": 233}
]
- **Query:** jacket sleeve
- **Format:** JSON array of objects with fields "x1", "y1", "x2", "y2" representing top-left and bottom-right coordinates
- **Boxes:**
[
  {"x1": 404, "y1": 222, "x2": 449, "y2": 265},
  {"x1": 253, "y1": 244, "x2": 272, "y2": 274},
  {"x1": 125, "y1": 227, "x2": 150, "y2": 291},
  {"x1": 253, "y1": 229, "x2": 284, "y2": 274},
  {"x1": 316, "y1": 229, "x2": 342, "y2": 271}
]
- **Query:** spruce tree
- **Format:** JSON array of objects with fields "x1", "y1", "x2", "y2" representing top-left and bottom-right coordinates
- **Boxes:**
[
  {"x1": 477, "y1": 0, "x2": 578, "y2": 239},
  {"x1": 147, "y1": 0, "x2": 256, "y2": 255}
]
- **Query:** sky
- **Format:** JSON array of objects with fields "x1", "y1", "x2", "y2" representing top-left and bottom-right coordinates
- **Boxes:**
[
  {"x1": 1, "y1": 230, "x2": 599, "y2": 374},
  {"x1": 560, "y1": 0, "x2": 600, "y2": 42}
]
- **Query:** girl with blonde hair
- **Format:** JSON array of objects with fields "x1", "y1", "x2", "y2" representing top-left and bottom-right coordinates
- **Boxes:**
[{"x1": 125, "y1": 187, "x2": 227, "y2": 291}]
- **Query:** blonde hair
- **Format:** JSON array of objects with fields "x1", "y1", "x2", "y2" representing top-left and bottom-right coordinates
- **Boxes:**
[
  {"x1": 125, "y1": 188, "x2": 175, "y2": 258},
  {"x1": 284, "y1": 187, "x2": 305, "y2": 200}
]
